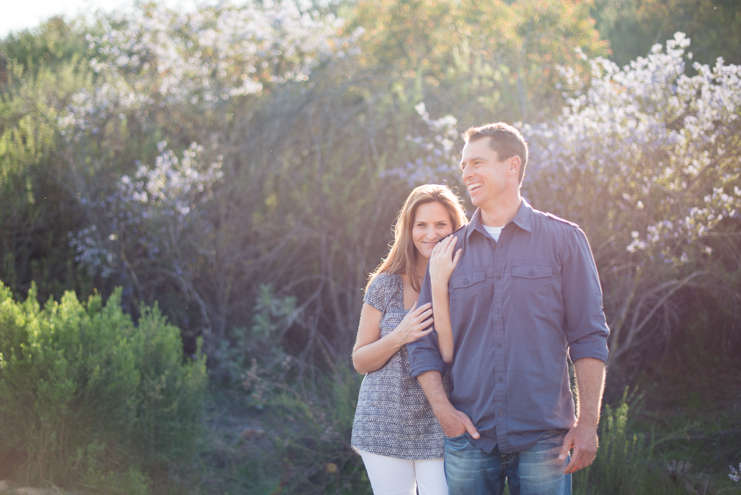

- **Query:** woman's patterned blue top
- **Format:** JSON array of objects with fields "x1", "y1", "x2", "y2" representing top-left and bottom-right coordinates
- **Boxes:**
[{"x1": 351, "y1": 272, "x2": 446, "y2": 460}]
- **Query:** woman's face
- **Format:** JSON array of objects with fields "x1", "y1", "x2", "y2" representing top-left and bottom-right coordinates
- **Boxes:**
[{"x1": 411, "y1": 201, "x2": 454, "y2": 261}]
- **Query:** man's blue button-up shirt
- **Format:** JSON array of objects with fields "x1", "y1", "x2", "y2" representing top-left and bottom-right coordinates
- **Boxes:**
[{"x1": 407, "y1": 199, "x2": 610, "y2": 454}]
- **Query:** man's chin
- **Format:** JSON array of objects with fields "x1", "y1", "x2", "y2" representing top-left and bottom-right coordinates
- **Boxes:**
[{"x1": 469, "y1": 196, "x2": 484, "y2": 207}]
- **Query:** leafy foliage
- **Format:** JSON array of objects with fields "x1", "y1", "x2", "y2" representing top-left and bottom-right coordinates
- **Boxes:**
[
  {"x1": 0, "y1": 282, "x2": 207, "y2": 491},
  {"x1": 348, "y1": 0, "x2": 607, "y2": 122},
  {"x1": 0, "y1": 2, "x2": 740, "y2": 492},
  {"x1": 593, "y1": 0, "x2": 741, "y2": 67},
  {"x1": 261, "y1": 361, "x2": 368, "y2": 495}
]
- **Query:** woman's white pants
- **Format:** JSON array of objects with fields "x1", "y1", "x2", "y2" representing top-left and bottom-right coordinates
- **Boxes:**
[{"x1": 358, "y1": 449, "x2": 448, "y2": 495}]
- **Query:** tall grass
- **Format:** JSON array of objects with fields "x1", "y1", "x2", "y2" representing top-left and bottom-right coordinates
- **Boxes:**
[
  {"x1": 267, "y1": 360, "x2": 370, "y2": 495},
  {"x1": 573, "y1": 395, "x2": 674, "y2": 495}
]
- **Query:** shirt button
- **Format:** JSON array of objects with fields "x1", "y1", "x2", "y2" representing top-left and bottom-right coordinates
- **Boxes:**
[
  {"x1": 464, "y1": 278, "x2": 469, "y2": 284},
  {"x1": 496, "y1": 275, "x2": 502, "y2": 280},
  {"x1": 498, "y1": 377, "x2": 503, "y2": 383},
  {"x1": 529, "y1": 269, "x2": 535, "y2": 276},
  {"x1": 497, "y1": 343, "x2": 502, "y2": 348},
  {"x1": 499, "y1": 411, "x2": 503, "y2": 416},
  {"x1": 495, "y1": 308, "x2": 501, "y2": 314}
]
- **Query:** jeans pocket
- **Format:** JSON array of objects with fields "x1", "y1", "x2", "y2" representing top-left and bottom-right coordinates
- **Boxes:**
[
  {"x1": 539, "y1": 429, "x2": 568, "y2": 446},
  {"x1": 443, "y1": 433, "x2": 470, "y2": 456},
  {"x1": 444, "y1": 432, "x2": 468, "y2": 444},
  {"x1": 528, "y1": 429, "x2": 568, "y2": 456}
]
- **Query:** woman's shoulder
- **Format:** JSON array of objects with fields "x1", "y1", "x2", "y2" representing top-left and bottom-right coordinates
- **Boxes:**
[
  {"x1": 369, "y1": 271, "x2": 402, "y2": 288},
  {"x1": 364, "y1": 272, "x2": 402, "y2": 310}
]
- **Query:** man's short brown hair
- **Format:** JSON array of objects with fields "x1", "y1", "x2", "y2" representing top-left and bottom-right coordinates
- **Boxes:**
[{"x1": 463, "y1": 123, "x2": 529, "y2": 184}]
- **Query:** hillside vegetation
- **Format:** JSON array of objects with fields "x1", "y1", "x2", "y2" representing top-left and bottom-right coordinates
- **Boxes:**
[{"x1": 0, "y1": 0, "x2": 739, "y2": 493}]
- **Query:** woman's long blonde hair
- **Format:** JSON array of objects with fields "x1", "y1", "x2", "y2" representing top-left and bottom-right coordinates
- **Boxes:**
[{"x1": 368, "y1": 184, "x2": 468, "y2": 293}]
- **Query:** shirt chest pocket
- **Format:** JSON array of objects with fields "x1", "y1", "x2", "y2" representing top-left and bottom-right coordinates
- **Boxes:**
[
  {"x1": 512, "y1": 264, "x2": 555, "y2": 297},
  {"x1": 512, "y1": 265, "x2": 552, "y2": 279},
  {"x1": 449, "y1": 268, "x2": 492, "y2": 320},
  {"x1": 451, "y1": 270, "x2": 486, "y2": 289}
]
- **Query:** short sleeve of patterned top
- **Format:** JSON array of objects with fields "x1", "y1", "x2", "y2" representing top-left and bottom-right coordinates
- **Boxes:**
[{"x1": 350, "y1": 272, "x2": 446, "y2": 460}]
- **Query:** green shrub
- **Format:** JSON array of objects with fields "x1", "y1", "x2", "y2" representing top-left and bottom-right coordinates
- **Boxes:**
[
  {"x1": 573, "y1": 394, "x2": 672, "y2": 495},
  {"x1": 0, "y1": 282, "x2": 207, "y2": 492},
  {"x1": 263, "y1": 359, "x2": 370, "y2": 495}
]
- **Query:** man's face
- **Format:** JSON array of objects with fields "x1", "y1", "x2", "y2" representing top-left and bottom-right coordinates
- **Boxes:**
[{"x1": 460, "y1": 137, "x2": 515, "y2": 208}]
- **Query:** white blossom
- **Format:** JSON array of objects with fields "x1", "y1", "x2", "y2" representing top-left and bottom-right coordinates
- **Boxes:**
[
  {"x1": 88, "y1": 1, "x2": 356, "y2": 103},
  {"x1": 70, "y1": 143, "x2": 223, "y2": 276},
  {"x1": 381, "y1": 102, "x2": 461, "y2": 188},
  {"x1": 522, "y1": 33, "x2": 740, "y2": 266}
]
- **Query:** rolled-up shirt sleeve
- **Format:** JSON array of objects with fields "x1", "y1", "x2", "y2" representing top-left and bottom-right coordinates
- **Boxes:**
[
  {"x1": 407, "y1": 266, "x2": 447, "y2": 378},
  {"x1": 562, "y1": 226, "x2": 610, "y2": 363}
]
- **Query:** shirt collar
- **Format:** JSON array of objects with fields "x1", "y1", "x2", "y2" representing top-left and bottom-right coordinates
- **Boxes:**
[
  {"x1": 466, "y1": 197, "x2": 533, "y2": 241},
  {"x1": 512, "y1": 197, "x2": 534, "y2": 232}
]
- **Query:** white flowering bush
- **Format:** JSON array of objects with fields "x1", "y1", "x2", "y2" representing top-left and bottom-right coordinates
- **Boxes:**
[
  {"x1": 381, "y1": 102, "x2": 462, "y2": 189},
  {"x1": 86, "y1": 1, "x2": 355, "y2": 104},
  {"x1": 119, "y1": 141, "x2": 223, "y2": 219},
  {"x1": 46, "y1": 1, "x2": 364, "y2": 356},
  {"x1": 521, "y1": 33, "x2": 741, "y2": 366},
  {"x1": 70, "y1": 140, "x2": 222, "y2": 270},
  {"x1": 525, "y1": 33, "x2": 741, "y2": 256},
  {"x1": 57, "y1": 80, "x2": 150, "y2": 143},
  {"x1": 390, "y1": 34, "x2": 741, "y2": 368},
  {"x1": 730, "y1": 463, "x2": 740, "y2": 482}
]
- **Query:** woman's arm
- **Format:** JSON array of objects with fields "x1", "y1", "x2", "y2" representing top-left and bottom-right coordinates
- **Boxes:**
[
  {"x1": 429, "y1": 236, "x2": 462, "y2": 363},
  {"x1": 352, "y1": 301, "x2": 434, "y2": 374}
]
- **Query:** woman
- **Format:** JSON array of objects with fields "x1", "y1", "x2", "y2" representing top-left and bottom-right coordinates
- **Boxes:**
[{"x1": 351, "y1": 184, "x2": 467, "y2": 495}]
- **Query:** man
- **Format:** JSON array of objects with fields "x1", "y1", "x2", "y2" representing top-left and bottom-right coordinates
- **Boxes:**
[{"x1": 407, "y1": 122, "x2": 609, "y2": 495}]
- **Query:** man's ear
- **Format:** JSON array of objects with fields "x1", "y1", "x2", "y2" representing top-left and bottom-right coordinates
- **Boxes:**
[{"x1": 508, "y1": 156, "x2": 521, "y2": 177}]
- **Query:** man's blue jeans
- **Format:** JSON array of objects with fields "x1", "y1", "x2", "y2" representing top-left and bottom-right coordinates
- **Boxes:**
[{"x1": 444, "y1": 430, "x2": 571, "y2": 495}]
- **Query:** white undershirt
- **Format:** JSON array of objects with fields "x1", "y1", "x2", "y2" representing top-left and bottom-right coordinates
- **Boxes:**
[{"x1": 482, "y1": 224, "x2": 504, "y2": 242}]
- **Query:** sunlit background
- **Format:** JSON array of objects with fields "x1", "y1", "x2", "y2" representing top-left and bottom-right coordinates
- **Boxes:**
[
  {"x1": 0, "y1": 0, "x2": 208, "y2": 37},
  {"x1": 0, "y1": 0, "x2": 740, "y2": 493},
  {"x1": 3, "y1": 0, "x2": 121, "y2": 37}
]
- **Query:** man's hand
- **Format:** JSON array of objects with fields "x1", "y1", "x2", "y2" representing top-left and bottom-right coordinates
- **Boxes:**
[
  {"x1": 416, "y1": 370, "x2": 480, "y2": 439},
  {"x1": 558, "y1": 422, "x2": 598, "y2": 474},
  {"x1": 437, "y1": 405, "x2": 480, "y2": 439},
  {"x1": 559, "y1": 357, "x2": 606, "y2": 474}
]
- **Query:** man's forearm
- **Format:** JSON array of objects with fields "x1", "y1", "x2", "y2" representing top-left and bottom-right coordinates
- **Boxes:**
[
  {"x1": 417, "y1": 370, "x2": 451, "y2": 414},
  {"x1": 559, "y1": 357, "x2": 606, "y2": 473},
  {"x1": 573, "y1": 357, "x2": 606, "y2": 428},
  {"x1": 431, "y1": 283, "x2": 454, "y2": 363},
  {"x1": 417, "y1": 370, "x2": 480, "y2": 438}
]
